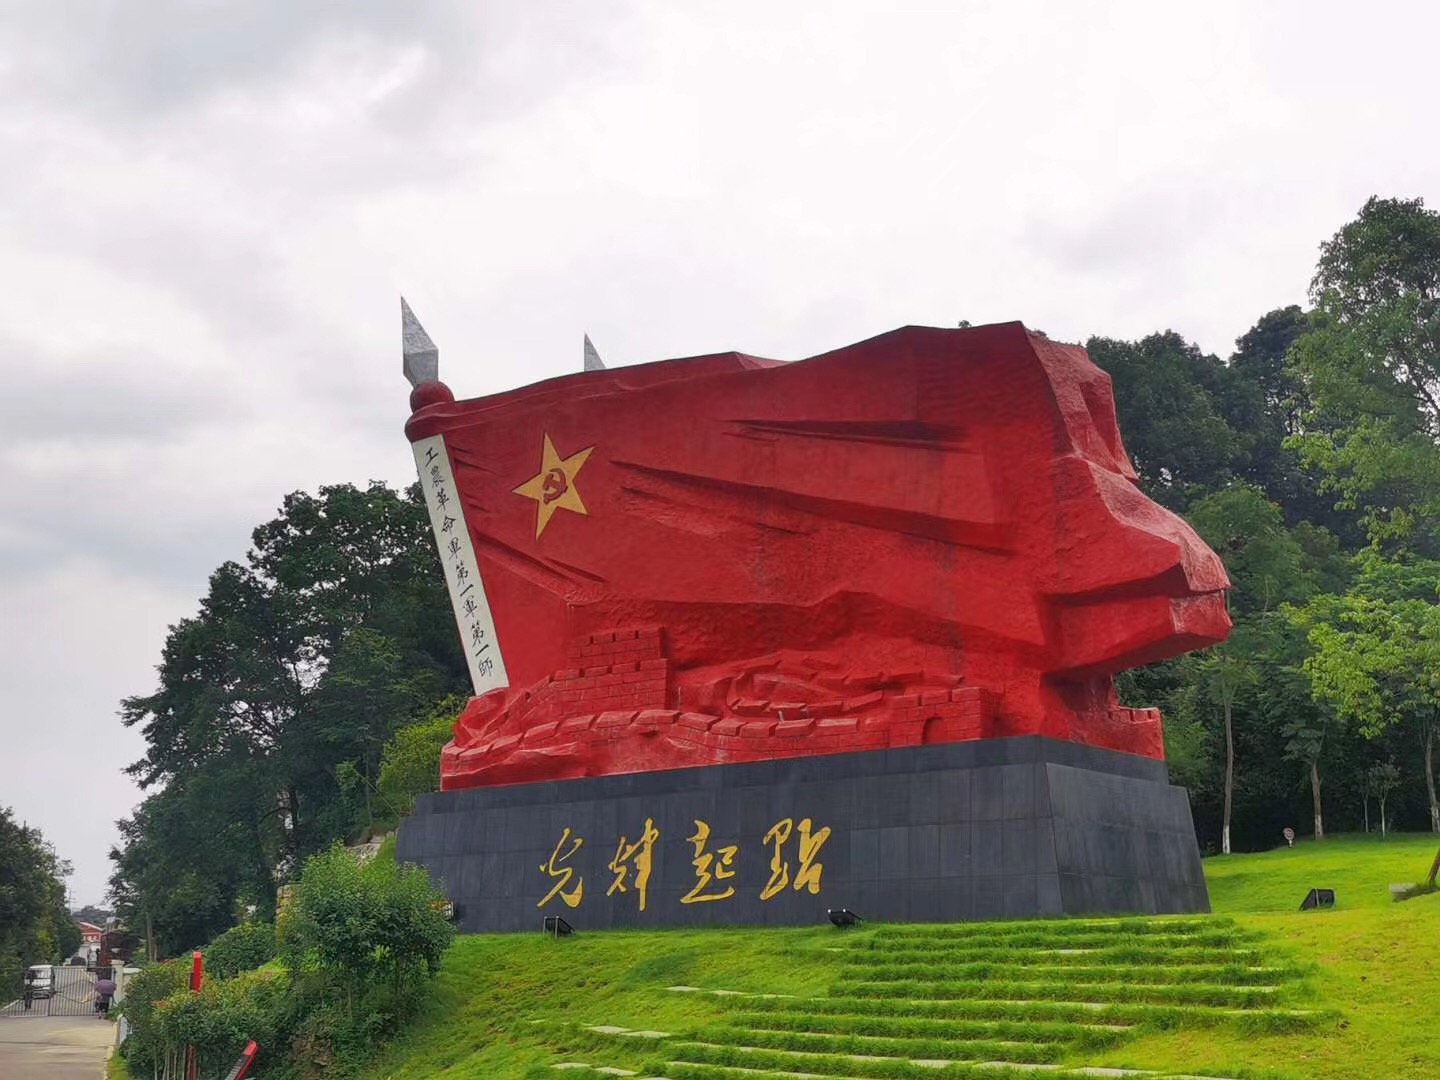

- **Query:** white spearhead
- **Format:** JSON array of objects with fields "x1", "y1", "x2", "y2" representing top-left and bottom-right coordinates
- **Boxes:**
[
  {"x1": 402, "y1": 297, "x2": 440, "y2": 386},
  {"x1": 583, "y1": 333, "x2": 607, "y2": 372}
]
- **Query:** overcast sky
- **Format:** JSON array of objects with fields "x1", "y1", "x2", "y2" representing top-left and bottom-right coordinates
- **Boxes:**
[{"x1": 2, "y1": 0, "x2": 1438, "y2": 906}]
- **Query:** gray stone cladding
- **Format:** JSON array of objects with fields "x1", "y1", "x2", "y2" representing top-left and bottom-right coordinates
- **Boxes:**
[{"x1": 395, "y1": 736, "x2": 1209, "y2": 933}]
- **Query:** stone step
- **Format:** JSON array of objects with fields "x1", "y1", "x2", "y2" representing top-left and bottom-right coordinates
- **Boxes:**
[
  {"x1": 667, "y1": 985, "x2": 797, "y2": 998},
  {"x1": 550, "y1": 1066, "x2": 676, "y2": 1080},
  {"x1": 672, "y1": 1038, "x2": 1053, "y2": 1068},
  {"x1": 843, "y1": 948, "x2": 1269, "y2": 963},
  {"x1": 871, "y1": 996, "x2": 1287, "y2": 1012},
  {"x1": 835, "y1": 973, "x2": 1284, "y2": 990},
  {"x1": 663, "y1": 1056, "x2": 1241, "y2": 1080},
  {"x1": 836, "y1": 979, "x2": 1280, "y2": 997},
  {"x1": 732, "y1": 1015, "x2": 1135, "y2": 1036},
  {"x1": 584, "y1": 1024, "x2": 674, "y2": 1039},
  {"x1": 667, "y1": 983, "x2": 1304, "y2": 1018},
  {"x1": 878, "y1": 917, "x2": 1228, "y2": 933},
  {"x1": 721, "y1": 1028, "x2": 1048, "y2": 1048}
]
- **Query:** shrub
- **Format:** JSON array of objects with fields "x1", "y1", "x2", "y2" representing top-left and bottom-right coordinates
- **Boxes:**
[
  {"x1": 376, "y1": 698, "x2": 464, "y2": 819},
  {"x1": 277, "y1": 844, "x2": 453, "y2": 1068},
  {"x1": 119, "y1": 960, "x2": 191, "y2": 1073},
  {"x1": 0, "y1": 951, "x2": 21, "y2": 1003},
  {"x1": 151, "y1": 967, "x2": 293, "y2": 1079},
  {"x1": 204, "y1": 921, "x2": 277, "y2": 980},
  {"x1": 280, "y1": 844, "x2": 453, "y2": 994},
  {"x1": 124, "y1": 848, "x2": 452, "y2": 1078}
]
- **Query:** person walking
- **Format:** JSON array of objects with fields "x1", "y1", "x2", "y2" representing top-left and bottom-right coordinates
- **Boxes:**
[{"x1": 93, "y1": 972, "x2": 116, "y2": 1017}]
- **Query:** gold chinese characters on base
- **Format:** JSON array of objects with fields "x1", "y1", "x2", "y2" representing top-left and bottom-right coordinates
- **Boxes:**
[{"x1": 537, "y1": 817, "x2": 832, "y2": 913}]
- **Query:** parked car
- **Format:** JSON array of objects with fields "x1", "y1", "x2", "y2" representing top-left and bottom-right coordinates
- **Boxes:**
[{"x1": 24, "y1": 965, "x2": 54, "y2": 999}]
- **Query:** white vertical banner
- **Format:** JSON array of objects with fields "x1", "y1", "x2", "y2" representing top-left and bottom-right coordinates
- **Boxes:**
[{"x1": 412, "y1": 434, "x2": 509, "y2": 695}]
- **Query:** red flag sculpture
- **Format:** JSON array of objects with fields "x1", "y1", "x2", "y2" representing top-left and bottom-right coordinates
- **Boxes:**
[{"x1": 403, "y1": 317, "x2": 1230, "y2": 790}]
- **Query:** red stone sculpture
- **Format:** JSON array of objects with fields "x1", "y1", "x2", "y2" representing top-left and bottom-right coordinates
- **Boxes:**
[{"x1": 404, "y1": 323, "x2": 1230, "y2": 789}]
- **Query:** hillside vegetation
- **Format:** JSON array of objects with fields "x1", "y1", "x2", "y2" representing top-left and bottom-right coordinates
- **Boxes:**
[
  {"x1": 110, "y1": 197, "x2": 1440, "y2": 957},
  {"x1": 353, "y1": 833, "x2": 1439, "y2": 1080}
]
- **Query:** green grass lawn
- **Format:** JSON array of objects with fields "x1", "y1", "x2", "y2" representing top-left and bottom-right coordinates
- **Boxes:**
[
  {"x1": 1205, "y1": 832, "x2": 1438, "y2": 913},
  {"x1": 361, "y1": 914, "x2": 1323, "y2": 1079},
  {"x1": 358, "y1": 926, "x2": 847, "y2": 1079},
  {"x1": 312, "y1": 833, "x2": 1440, "y2": 1079},
  {"x1": 1093, "y1": 832, "x2": 1440, "y2": 1079}
]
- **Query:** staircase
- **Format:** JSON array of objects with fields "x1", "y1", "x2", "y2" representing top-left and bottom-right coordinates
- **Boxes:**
[{"x1": 550, "y1": 916, "x2": 1317, "y2": 1079}]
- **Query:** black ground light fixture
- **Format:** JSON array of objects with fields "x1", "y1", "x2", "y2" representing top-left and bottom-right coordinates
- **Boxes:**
[
  {"x1": 433, "y1": 899, "x2": 459, "y2": 922},
  {"x1": 543, "y1": 915, "x2": 576, "y2": 937},
  {"x1": 1300, "y1": 888, "x2": 1335, "y2": 911},
  {"x1": 827, "y1": 908, "x2": 863, "y2": 928}
]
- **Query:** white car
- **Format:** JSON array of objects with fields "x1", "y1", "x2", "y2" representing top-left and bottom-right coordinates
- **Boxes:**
[{"x1": 24, "y1": 965, "x2": 54, "y2": 999}]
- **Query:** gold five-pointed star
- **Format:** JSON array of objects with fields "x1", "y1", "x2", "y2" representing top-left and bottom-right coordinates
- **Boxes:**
[{"x1": 513, "y1": 434, "x2": 595, "y2": 538}]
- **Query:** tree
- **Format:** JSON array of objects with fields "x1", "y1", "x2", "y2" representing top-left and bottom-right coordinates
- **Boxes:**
[
  {"x1": 376, "y1": 697, "x2": 468, "y2": 821},
  {"x1": 1231, "y1": 306, "x2": 1311, "y2": 436},
  {"x1": 0, "y1": 809, "x2": 75, "y2": 988},
  {"x1": 277, "y1": 845, "x2": 453, "y2": 1052},
  {"x1": 1225, "y1": 306, "x2": 1355, "y2": 530},
  {"x1": 1187, "y1": 484, "x2": 1317, "y2": 615},
  {"x1": 1282, "y1": 708, "x2": 1334, "y2": 841},
  {"x1": 1289, "y1": 196, "x2": 1440, "y2": 552},
  {"x1": 70, "y1": 904, "x2": 113, "y2": 925},
  {"x1": 1290, "y1": 557, "x2": 1440, "y2": 835},
  {"x1": 112, "y1": 483, "x2": 468, "y2": 955},
  {"x1": 1086, "y1": 332, "x2": 1252, "y2": 510},
  {"x1": 109, "y1": 764, "x2": 281, "y2": 956},
  {"x1": 1363, "y1": 761, "x2": 1401, "y2": 838},
  {"x1": 1184, "y1": 485, "x2": 1342, "y2": 854},
  {"x1": 1195, "y1": 645, "x2": 1257, "y2": 855}
]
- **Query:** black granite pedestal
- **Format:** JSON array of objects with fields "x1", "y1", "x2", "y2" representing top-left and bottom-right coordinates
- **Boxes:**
[{"x1": 395, "y1": 736, "x2": 1209, "y2": 933}]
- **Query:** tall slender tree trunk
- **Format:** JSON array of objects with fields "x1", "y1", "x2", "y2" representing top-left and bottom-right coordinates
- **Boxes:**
[
  {"x1": 1424, "y1": 721, "x2": 1439, "y2": 835},
  {"x1": 1310, "y1": 761, "x2": 1325, "y2": 841},
  {"x1": 256, "y1": 856, "x2": 278, "y2": 922},
  {"x1": 1222, "y1": 699, "x2": 1234, "y2": 856},
  {"x1": 1378, "y1": 795, "x2": 1388, "y2": 839},
  {"x1": 1363, "y1": 796, "x2": 1370, "y2": 835},
  {"x1": 287, "y1": 786, "x2": 303, "y2": 863}
]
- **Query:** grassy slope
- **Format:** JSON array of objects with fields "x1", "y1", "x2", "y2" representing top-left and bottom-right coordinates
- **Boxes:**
[
  {"x1": 1205, "y1": 833, "x2": 1437, "y2": 913},
  {"x1": 360, "y1": 927, "x2": 844, "y2": 1079},
  {"x1": 357, "y1": 833, "x2": 1440, "y2": 1080},
  {"x1": 1092, "y1": 834, "x2": 1440, "y2": 1079}
]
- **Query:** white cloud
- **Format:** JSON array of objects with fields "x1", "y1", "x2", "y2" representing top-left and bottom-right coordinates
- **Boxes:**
[
  {"x1": 0, "y1": 559, "x2": 190, "y2": 905},
  {"x1": 2, "y1": 0, "x2": 1440, "y2": 901}
]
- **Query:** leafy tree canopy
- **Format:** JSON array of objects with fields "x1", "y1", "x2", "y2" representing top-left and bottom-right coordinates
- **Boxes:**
[
  {"x1": 0, "y1": 808, "x2": 76, "y2": 987},
  {"x1": 1289, "y1": 196, "x2": 1440, "y2": 552},
  {"x1": 110, "y1": 482, "x2": 467, "y2": 956}
]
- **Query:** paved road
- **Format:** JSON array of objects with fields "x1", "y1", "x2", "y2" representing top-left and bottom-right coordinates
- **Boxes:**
[{"x1": 0, "y1": 1014, "x2": 113, "y2": 1079}]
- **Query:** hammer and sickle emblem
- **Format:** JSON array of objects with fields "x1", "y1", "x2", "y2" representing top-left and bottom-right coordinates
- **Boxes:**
[
  {"x1": 513, "y1": 434, "x2": 595, "y2": 539},
  {"x1": 541, "y1": 467, "x2": 569, "y2": 504}
]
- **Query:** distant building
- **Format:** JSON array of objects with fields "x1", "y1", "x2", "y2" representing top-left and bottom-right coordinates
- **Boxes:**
[{"x1": 76, "y1": 921, "x2": 104, "y2": 945}]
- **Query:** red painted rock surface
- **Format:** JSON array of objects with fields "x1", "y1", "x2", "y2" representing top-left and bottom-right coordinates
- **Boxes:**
[{"x1": 405, "y1": 323, "x2": 1230, "y2": 789}]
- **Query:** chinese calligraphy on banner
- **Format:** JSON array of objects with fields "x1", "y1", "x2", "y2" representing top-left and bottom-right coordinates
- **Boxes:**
[
  {"x1": 539, "y1": 816, "x2": 832, "y2": 913},
  {"x1": 412, "y1": 434, "x2": 509, "y2": 695}
]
